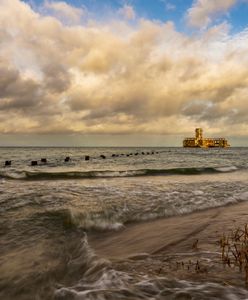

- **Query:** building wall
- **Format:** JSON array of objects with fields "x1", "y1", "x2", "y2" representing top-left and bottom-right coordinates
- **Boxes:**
[{"x1": 183, "y1": 133, "x2": 229, "y2": 148}]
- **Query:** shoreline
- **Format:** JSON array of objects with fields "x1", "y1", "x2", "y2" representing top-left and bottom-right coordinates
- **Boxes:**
[
  {"x1": 89, "y1": 201, "x2": 248, "y2": 287},
  {"x1": 89, "y1": 201, "x2": 248, "y2": 258}
]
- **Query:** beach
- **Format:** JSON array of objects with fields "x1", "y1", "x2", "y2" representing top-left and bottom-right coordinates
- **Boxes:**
[
  {"x1": 90, "y1": 201, "x2": 248, "y2": 285},
  {"x1": 53, "y1": 201, "x2": 248, "y2": 299},
  {"x1": 1, "y1": 147, "x2": 248, "y2": 299}
]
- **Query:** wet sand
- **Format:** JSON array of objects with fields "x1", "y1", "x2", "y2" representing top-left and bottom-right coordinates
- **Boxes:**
[{"x1": 89, "y1": 201, "x2": 248, "y2": 287}]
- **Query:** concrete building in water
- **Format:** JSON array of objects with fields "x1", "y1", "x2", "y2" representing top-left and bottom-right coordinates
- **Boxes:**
[{"x1": 183, "y1": 128, "x2": 230, "y2": 148}]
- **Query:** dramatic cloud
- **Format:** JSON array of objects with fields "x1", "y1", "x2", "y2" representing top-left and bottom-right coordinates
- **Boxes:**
[
  {"x1": 187, "y1": 0, "x2": 237, "y2": 28},
  {"x1": 0, "y1": 0, "x2": 248, "y2": 140}
]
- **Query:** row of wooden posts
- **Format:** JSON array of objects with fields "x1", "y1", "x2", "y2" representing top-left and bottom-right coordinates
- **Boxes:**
[{"x1": 3, "y1": 151, "x2": 160, "y2": 167}]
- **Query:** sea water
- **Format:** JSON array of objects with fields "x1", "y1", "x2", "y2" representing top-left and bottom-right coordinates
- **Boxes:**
[{"x1": 1, "y1": 147, "x2": 248, "y2": 299}]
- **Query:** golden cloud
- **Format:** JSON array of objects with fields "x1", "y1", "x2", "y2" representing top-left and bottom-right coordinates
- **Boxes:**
[{"x1": 0, "y1": 0, "x2": 248, "y2": 137}]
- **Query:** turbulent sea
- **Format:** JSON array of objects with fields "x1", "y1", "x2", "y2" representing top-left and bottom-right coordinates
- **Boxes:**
[{"x1": 1, "y1": 147, "x2": 248, "y2": 299}]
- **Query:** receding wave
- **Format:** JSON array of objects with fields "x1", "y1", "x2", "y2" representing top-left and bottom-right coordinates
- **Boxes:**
[
  {"x1": 54, "y1": 234, "x2": 248, "y2": 300},
  {"x1": 0, "y1": 166, "x2": 239, "y2": 180}
]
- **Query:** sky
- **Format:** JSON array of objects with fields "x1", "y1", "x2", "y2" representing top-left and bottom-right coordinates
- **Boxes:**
[{"x1": 0, "y1": 0, "x2": 248, "y2": 146}]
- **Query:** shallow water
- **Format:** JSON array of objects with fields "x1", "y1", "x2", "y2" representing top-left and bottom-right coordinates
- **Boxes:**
[{"x1": 0, "y1": 147, "x2": 248, "y2": 299}]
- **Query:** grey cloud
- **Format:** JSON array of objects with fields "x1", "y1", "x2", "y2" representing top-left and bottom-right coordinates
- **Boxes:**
[
  {"x1": 0, "y1": 63, "x2": 41, "y2": 110},
  {"x1": 42, "y1": 64, "x2": 71, "y2": 93},
  {"x1": 0, "y1": 0, "x2": 248, "y2": 137}
]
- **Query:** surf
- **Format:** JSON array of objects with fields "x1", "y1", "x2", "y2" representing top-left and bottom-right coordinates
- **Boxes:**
[{"x1": 0, "y1": 166, "x2": 239, "y2": 180}]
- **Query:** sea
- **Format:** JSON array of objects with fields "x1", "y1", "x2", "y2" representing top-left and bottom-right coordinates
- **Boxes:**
[{"x1": 1, "y1": 147, "x2": 248, "y2": 300}]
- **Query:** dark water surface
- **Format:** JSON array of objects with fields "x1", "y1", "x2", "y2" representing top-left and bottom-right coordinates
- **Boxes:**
[{"x1": 1, "y1": 147, "x2": 248, "y2": 299}]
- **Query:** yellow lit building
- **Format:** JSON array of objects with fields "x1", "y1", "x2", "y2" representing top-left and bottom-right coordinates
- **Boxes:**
[{"x1": 183, "y1": 128, "x2": 230, "y2": 148}]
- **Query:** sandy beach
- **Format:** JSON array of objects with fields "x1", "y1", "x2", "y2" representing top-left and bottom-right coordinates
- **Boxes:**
[{"x1": 89, "y1": 201, "x2": 248, "y2": 287}]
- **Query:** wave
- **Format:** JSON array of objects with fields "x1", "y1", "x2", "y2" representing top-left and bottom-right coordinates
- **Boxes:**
[
  {"x1": 34, "y1": 188, "x2": 248, "y2": 232},
  {"x1": 0, "y1": 166, "x2": 239, "y2": 180},
  {"x1": 35, "y1": 208, "x2": 124, "y2": 232}
]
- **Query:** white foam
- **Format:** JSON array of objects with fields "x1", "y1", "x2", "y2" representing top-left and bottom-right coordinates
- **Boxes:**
[
  {"x1": 68, "y1": 208, "x2": 124, "y2": 231},
  {"x1": 55, "y1": 275, "x2": 248, "y2": 300},
  {"x1": 239, "y1": 192, "x2": 248, "y2": 201},
  {"x1": 193, "y1": 190, "x2": 204, "y2": 196},
  {"x1": 216, "y1": 166, "x2": 238, "y2": 172}
]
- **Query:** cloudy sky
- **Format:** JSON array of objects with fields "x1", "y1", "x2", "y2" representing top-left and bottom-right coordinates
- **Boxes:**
[{"x1": 0, "y1": 0, "x2": 248, "y2": 146}]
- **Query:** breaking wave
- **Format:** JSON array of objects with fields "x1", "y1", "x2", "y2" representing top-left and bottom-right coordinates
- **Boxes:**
[
  {"x1": 35, "y1": 208, "x2": 125, "y2": 232},
  {"x1": 0, "y1": 166, "x2": 239, "y2": 180},
  {"x1": 33, "y1": 187, "x2": 248, "y2": 232}
]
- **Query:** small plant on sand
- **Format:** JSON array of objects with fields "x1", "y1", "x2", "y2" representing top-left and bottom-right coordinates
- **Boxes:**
[
  {"x1": 220, "y1": 224, "x2": 248, "y2": 285},
  {"x1": 171, "y1": 259, "x2": 207, "y2": 274}
]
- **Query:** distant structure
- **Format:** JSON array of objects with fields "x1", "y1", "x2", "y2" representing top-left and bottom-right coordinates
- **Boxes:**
[{"x1": 183, "y1": 128, "x2": 230, "y2": 148}]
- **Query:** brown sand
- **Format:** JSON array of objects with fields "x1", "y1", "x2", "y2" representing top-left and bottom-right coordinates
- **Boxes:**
[{"x1": 89, "y1": 202, "x2": 248, "y2": 287}]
